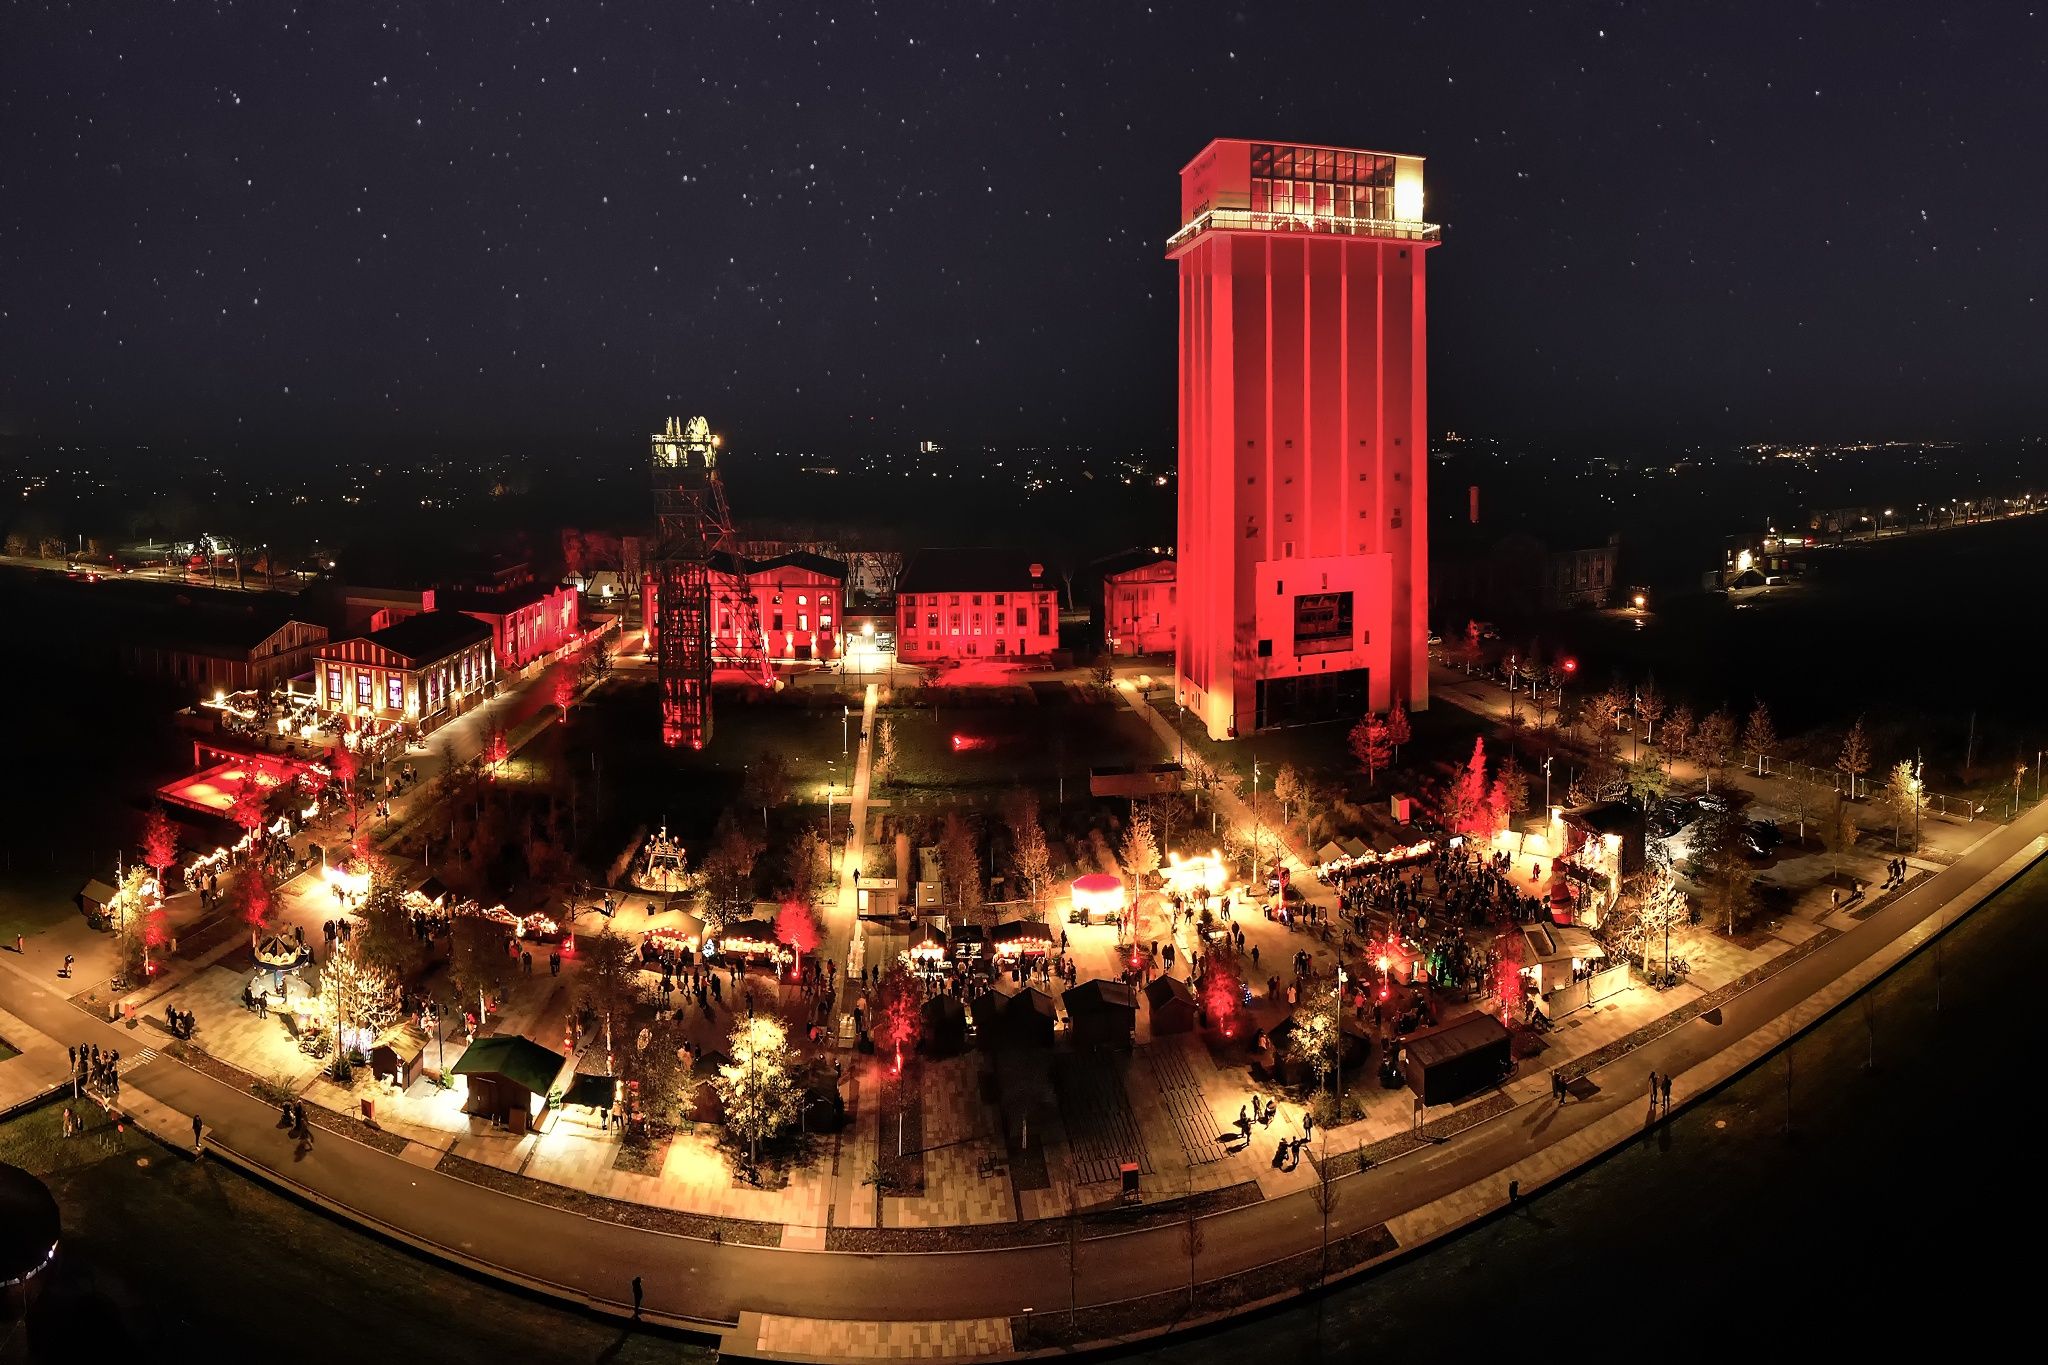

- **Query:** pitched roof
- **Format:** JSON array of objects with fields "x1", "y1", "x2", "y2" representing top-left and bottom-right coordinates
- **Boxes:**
[
  {"x1": 437, "y1": 581, "x2": 567, "y2": 614},
  {"x1": 1144, "y1": 975, "x2": 1195, "y2": 1010},
  {"x1": 359, "y1": 610, "x2": 495, "y2": 664},
  {"x1": 1064, "y1": 979, "x2": 1139, "y2": 1014},
  {"x1": 704, "y1": 549, "x2": 848, "y2": 580},
  {"x1": 1400, "y1": 1012, "x2": 1509, "y2": 1069},
  {"x1": 450, "y1": 1034, "x2": 566, "y2": 1096},
  {"x1": 898, "y1": 547, "x2": 1053, "y2": 595}
]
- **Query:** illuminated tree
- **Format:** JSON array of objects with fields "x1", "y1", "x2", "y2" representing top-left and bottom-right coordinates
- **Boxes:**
[
  {"x1": 774, "y1": 899, "x2": 820, "y2": 975},
  {"x1": 716, "y1": 1014, "x2": 801, "y2": 1162},
  {"x1": 110, "y1": 866, "x2": 155, "y2": 983},
  {"x1": 1384, "y1": 702, "x2": 1412, "y2": 764},
  {"x1": 1836, "y1": 717, "x2": 1872, "y2": 799},
  {"x1": 554, "y1": 672, "x2": 578, "y2": 715},
  {"x1": 1270, "y1": 763, "x2": 1307, "y2": 831},
  {"x1": 1119, "y1": 810, "x2": 1161, "y2": 886},
  {"x1": 1199, "y1": 954, "x2": 1245, "y2": 1036},
  {"x1": 447, "y1": 910, "x2": 515, "y2": 1032},
  {"x1": 1592, "y1": 679, "x2": 1632, "y2": 735},
  {"x1": 874, "y1": 964, "x2": 922, "y2": 1071},
  {"x1": 1691, "y1": 803, "x2": 1755, "y2": 934},
  {"x1": 1741, "y1": 701, "x2": 1778, "y2": 778},
  {"x1": 140, "y1": 806, "x2": 180, "y2": 892},
  {"x1": 1494, "y1": 754, "x2": 1530, "y2": 826},
  {"x1": 1347, "y1": 712, "x2": 1393, "y2": 786},
  {"x1": 1493, "y1": 924, "x2": 1528, "y2": 1024},
  {"x1": 1286, "y1": 979, "x2": 1343, "y2": 1089},
  {"x1": 330, "y1": 743, "x2": 362, "y2": 837},
  {"x1": 1660, "y1": 703, "x2": 1695, "y2": 773},
  {"x1": 1441, "y1": 737, "x2": 1493, "y2": 837},
  {"x1": 1003, "y1": 792, "x2": 1054, "y2": 908},
  {"x1": 1622, "y1": 754, "x2": 1669, "y2": 808},
  {"x1": 1884, "y1": 759, "x2": 1920, "y2": 851},
  {"x1": 1636, "y1": 677, "x2": 1666, "y2": 745},
  {"x1": 783, "y1": 824, "x2": 826, "y2": 905},
  {"x1": 228, "y1": 773, "x2": 271, "y2": 842},
  {"x1": 1692, "y1": 709, "x2": 1736, "y2": 793},
  {"x1": 578, "y1": 637, "x2": 614, "y2": 689},
  {"x1": 621, "y1": 1019, "x2": 692, "y2": 1134},
  {"x1": 233, "y1": 867, "x2": 278, "y2": 947},
  {"x1": 701, "y1": 811, "x2": 765, "y2": 930},
  {"x1": 323, "y1": 936, "x2": 399, "y2": 1068},
  {"x1": 939, "y1": 811, "x2": 983, "y2": 917},
  {"x1": 482, "y1": 730, "x2": 510, "y2": 771},
  {"x1": 1784, "y1": 763, "x2": 1824, "y2": 842},
  {"x1": 1611, "y1": 866, "x2": 1690, "y2": 973},
  {"x1": 577, "y1": 924, "x2": 642, "y2": 1074},
  {"x1": 352, "y1": 858, "x2": 423, "y2": 979}
]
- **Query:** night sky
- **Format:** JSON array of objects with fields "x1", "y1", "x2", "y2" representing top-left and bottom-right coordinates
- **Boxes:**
[{"x1": 2, "y1": 1, "x2": 2042, "y2": 457}]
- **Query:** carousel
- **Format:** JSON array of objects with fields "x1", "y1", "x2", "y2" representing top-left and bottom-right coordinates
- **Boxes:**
[{"x1": 631, "y1": 823, "x2": 690, "y2": 892}]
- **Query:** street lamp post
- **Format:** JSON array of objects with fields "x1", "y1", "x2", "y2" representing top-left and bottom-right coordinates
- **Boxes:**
[{"x1": 1543, "y1": 755, "x2": 1553, "y2": 812}]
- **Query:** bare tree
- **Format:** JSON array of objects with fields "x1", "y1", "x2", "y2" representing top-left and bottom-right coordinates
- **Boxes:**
[
  {"x1": 1837, "y1": 717, "x2": 1872, "y2": 800},
  {"x1": 1661, "y1": 702, "x2": 1695, "y2": 774},
  {"x1": 1636, "y1": 677, "x2": 1666, "y2": 745},
  {"x1": 1741, "y1": 701, "x2": 1779, "y2": 778},
  {"x1": 1693, "y1": 709, "x2": 1736, "y2": 794}
]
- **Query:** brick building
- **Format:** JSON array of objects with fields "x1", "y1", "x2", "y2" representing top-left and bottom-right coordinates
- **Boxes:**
[{"x1": 895, "y1": 548, "x2": 1060, "y2": 662}]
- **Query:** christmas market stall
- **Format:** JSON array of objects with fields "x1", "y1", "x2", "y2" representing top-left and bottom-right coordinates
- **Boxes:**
[
  {"x1": 707, "y1": 919, "x2": 792, "y2": 967},
  {"x1": 973, "y1": 985, "x2": 1056, "y2": 1051},
  {"x1": 450, "y1": 1034, "x2": 568, "y2": 1134},
  {"x1": 921, "y1": 994, "x2": 968, "y2": 1056},
  {"x1": 1064, "y1": 978, "x2": 1138, "y2": 1050},
  {"x1": 370, "y1": 1031, "x2": 428, "y2": 1089},
  {"x1": 1143, "y1": 974, "x2": 1198, "y2": 1036},
  {"x1": 947, "y1": 921, "x2": 988, "y2": 969},
  {"x1": 989, "y1": 918, "x2": 1055, "y2": 975},
  {"x1": 1068, "y1": 873, "x2": 1127, "y2": 926},
  {"x1": 1398, "y1": 1012, "x2": 1512, "y2": 1106}
]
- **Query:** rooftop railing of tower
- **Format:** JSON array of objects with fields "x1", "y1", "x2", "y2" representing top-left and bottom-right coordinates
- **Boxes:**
[{"x1": 1167, "y1": 208, "x2": 1442, "y2": 251}]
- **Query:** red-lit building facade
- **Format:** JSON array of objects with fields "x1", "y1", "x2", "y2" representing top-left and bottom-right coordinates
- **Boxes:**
[
  {"x1": 1100, "y1": 553, "x2": 1177, "y2": 657},
  {"x1": 642, "y1": 551, "x2": 848, "y2": 668},
  {"x1": 439, "y1": 582, "x2": 581, "y2": 672},
  {"x1": 896, "y1": 549, "x2": 1060, "y2": 662},
  {"x1": 313, "y1": 610, "x2": 497, "y2": 732},
  {"x1": 1170, "y1": 139, "x2": 1437, "y2": 738}
]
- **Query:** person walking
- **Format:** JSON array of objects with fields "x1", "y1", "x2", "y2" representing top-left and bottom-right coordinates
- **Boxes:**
[
  {"x1": 1660, "y1": 1072, "x2": 1673, "y2": 1113},
  {"x1": 192, "y1": 1113, "x2": 204, "y2": 1154},
  {"x1": 631, "y1": 1275, "x2": 644, "y2": 1319}
]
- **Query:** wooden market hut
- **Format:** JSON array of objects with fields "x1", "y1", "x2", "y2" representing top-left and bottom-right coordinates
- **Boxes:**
[
  {"x1": 1064, "y1": 979, "x2": 1138, "y2": 1050},
  {"x1": 921, "y1": 994, "x2": 968, "y2": 1056},
  {"x1": 1399, "y1": 1012, "x2": 1512, "y2": 1106},
  {"x1": 450, "y1": 1034, "x2": 567, "y2": 1134},
  {"x1": 684, "y1": 1049, "x2": 729, "y2": 1126},
  {"x1": 1143, "y1": 975, "x2": 1198, "y2": 1036},
  {"x1": 974, "y1": 985, "x2": 1056, "y2": 1050}
]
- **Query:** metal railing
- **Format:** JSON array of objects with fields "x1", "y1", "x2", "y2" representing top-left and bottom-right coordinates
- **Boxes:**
[{"x1": 1167, "y1": 208, "x2": 1442, "y2": 250}]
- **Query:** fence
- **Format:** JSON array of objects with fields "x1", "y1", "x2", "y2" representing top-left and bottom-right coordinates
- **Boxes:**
[{"x1": 1534, "y1": 962, "x2": 1633, "y2": 1021}]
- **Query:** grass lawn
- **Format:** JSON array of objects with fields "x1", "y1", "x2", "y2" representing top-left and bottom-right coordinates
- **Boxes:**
[
  {"x1": 880, "y1": 696, "x2": 1167, "y2": 802},
  {"x1": 526, "y1": 675, "x2": 855, "y2": 855},
  {"x1": 0, "y1": 869, "x2": 88, "y2": 944}
]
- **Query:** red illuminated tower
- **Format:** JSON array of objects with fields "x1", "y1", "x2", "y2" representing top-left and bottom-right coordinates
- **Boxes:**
[
  {"x1": 650, "y1": 415, "x2": 766, "y2": 749},
  {"x1": 1169, "y1": 139, "x2": 1439, "y2": 739}
]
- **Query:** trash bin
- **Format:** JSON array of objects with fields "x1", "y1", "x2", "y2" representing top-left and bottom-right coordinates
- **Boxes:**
[{"x1": 361, "y1": 1097, "x2": 375, "y2": 1121}]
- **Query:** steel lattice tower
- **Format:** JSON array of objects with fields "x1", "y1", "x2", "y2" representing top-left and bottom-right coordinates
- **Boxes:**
[{"x1": 651, "y1": 415, "x2": 740, "y2": 749}]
